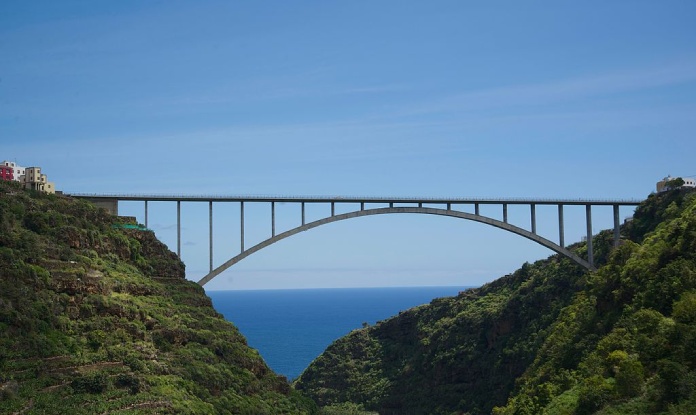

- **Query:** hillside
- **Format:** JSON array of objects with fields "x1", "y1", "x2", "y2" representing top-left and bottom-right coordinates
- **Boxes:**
[
  {"x1": 294, "y1": 188, "x2": 696, "y2": 415},
  {"x1": 0, "y1": 181, "x2": 317, "y2": 414}
]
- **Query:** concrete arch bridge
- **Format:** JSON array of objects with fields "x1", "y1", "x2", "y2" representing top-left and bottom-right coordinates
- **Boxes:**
[{"x1": 68, "y1": 194, "x2": 641, "y2": 286}]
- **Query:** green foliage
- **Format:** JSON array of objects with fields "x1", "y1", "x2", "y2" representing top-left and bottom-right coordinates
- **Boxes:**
[
  {"x1": 297, "y1": 189, "x2": 696, "y2": 415},
  {"x1": 0, "y1": 181, "x2": 316, "y2": 414},
  {"x1": 611, "y1": 352, "x2": 644, "y2": 398},
  {"x1": 71, "y1": 372, "x2": 110, "y2": 394},
  {"x1": 666, "y1": 177, "x2": 686, "y2": 190},
  {"x1": 320, "y1": 402, "x2": 378, "y2": 414},
  {"x1": 576, "y1": 376, "x2": 615, "y2": 415}
]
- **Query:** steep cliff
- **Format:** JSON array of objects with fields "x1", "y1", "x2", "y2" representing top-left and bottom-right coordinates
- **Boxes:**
[
  {"x1": 295, "y1": 188, "x2": 696, "y2": 415},
  {"x1": 0, "y1": 181, "x2": 317, "y2": 414}
]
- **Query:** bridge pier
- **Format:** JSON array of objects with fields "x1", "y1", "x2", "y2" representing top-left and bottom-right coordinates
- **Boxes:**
[
  {"x1": 558, "y1": 205, "x2": 565, "y2": 248},
  {"x1": 209, "y1": 201, "x2": 213, "y2": 272},
  {"x1": 177, "y1": 201, "x2": 181, "y2": 257},
  {"x1": 144, "y1": 201, "x2": 148, "y2": 228},
  {"x1": 613, "y1": 204, "x2": 620, "y2": 247},
  {"x1": 586, "y1": 205, "x2": 593, "y2": 267},
  {"x1": 240, "y1": 201, "x2": 245, "y2": 253},
  {"x1": 530, "y1": 203, "x2": 536, "y2": 234}
]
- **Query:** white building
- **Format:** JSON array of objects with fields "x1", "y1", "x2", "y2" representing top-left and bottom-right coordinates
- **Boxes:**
[
  {"x1": 2, "y1": 161, "x2": 26, "y2": 182},
  {"x1": 656, "y1": 176, "x2": 696, "y2": 192}
]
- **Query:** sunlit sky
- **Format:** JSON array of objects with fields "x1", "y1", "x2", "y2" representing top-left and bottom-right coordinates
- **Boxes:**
[{"x1": 2, "y1": 1, "x2": 695, "y2": 290}]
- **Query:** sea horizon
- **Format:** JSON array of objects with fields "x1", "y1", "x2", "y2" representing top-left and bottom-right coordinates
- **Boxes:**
[{"x1": 206, "y1": 284, "x2": 474, "y2": 292}]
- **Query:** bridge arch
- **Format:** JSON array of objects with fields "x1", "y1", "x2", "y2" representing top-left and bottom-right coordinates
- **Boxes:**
[{"x1": 197, "y1": 206, "x2": 593, "y2": 286}]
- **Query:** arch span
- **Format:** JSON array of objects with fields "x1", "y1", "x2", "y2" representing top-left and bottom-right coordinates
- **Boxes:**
[{"x1": 197, "y1": 206, "x2": 593, "y2": 286}]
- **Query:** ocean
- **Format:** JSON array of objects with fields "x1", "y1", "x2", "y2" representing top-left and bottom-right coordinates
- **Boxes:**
[{"x1": 208, "y1": 286, "x2": 470, "y2": 380}]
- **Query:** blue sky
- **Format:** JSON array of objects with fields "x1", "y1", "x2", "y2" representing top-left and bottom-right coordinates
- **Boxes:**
[{"x1": 2, "y1": 1, "x2": 695, "y2": 290}]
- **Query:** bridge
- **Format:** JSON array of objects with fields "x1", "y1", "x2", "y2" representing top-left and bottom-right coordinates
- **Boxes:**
[{"x1": 67, "y1": 194, "x2": 642, "y2": 286}]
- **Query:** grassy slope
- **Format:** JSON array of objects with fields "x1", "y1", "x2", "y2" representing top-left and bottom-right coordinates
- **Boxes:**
[
  {"x1": 0, "y1": 181, "x2": 317, "y2": 414},
  {"x1": 295, "y1": 189, "x2": 696, "y2": 415}
]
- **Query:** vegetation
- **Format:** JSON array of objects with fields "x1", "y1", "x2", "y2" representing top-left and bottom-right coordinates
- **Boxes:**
[
  {"x1": 0, "y1": 180, "x2": 317, "y2": 414},
  {"x1": 295, "y1": 188, "x2": 696, "y2": 415}
]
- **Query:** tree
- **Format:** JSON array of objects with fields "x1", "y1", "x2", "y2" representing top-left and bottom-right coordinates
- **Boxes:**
[{"x1": 665, "y1": 177, "x2": 686, "y2": 190}]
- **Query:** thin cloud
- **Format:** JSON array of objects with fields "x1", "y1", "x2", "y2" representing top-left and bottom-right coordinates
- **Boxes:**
[{"x1": 385, "y1": 60, "x2": 696, "y2": 118}]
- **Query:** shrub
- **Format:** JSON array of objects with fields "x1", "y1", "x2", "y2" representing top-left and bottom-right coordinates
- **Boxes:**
[
  {"x1": 71, "y1": 372, "x2": 109, "y2": 394},
  {"x1": 616, "y1": 357, "x2": 644, "y2": 398},
  {"x1": 114, "y1": 373, "x2": 141, "y2": 394},
  {"x1": 576, "y1": 376, "x2": 615, "y2": 415}
]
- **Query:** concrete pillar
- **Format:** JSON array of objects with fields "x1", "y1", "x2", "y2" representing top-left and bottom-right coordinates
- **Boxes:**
[
  {"x1": 418, "y1": 202, "x2": 423, "y2": 208},
  {"x1": 86, "y1": 198, "x2": 119, "y2": 215},
  {"x1": 475, "y1": 203, "x2": 480, "y2": 216},
  {"x1": 447, "y1": 203, "x2": 451, "y2": 210},
  {"x1": 177, "y1": 201, "x2": 181, "y2": 258},
  {"x1": 272, "y1": 202, "x2": 276, "y2": 237},
  {"x1": 389, "y1": 202, "x2": 394, "y2": 208},
  {"x1": 144, "y1": 200, "x2": 148, "y2": 228},
  {"x1": 586, "y1": 204, "x2": 594, "y2": 267},
  {"x1": 613, "y1": 204, "x2": 620, "y2": 247},
  {"x1": 331, "y1": 202, "x2": 335, "y2": 217},
  {"x1": 209, "y1": 201, "x2": 213, "y2": 272},
  {"x1": 503, "y1": 204, "x2": 508, "y2": 223},
  {"x1": 531, "y1": 203, "x2": 536, "y2": 234},
  {"x1": 360, "y1": 202, "x2": 365, "y2": 211},
  {"x1": 558, "y1": 204, "x2": 565, "y2": 248},
  {"x1": 240, "y1": 201, "x2": 245, "y2": 253},
  {"x1": 302, "y1": 202, "x2": 305, "y2": 225}
]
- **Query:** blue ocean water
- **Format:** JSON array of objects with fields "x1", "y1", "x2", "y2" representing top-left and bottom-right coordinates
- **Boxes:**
[{"x1": 208, "y1": 286, "x2": 469, "y2": 380}]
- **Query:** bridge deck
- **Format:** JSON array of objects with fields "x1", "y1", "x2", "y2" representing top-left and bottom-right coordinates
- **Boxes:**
[{"x1": 66, "y1": 193, "x2": 642, "y2": 206}]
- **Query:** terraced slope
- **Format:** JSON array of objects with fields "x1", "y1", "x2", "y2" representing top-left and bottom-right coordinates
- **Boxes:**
[{"x1": 0, "y1": 181, "x2": 316, "y2": 414}]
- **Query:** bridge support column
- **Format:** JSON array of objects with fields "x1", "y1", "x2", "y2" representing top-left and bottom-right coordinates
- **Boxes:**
[
  {"x1": 613, "y1": 205, "x2": 620, "y2": 248},
  {"x1": 530, "y1": 203, "x2": 536, "y2": 234},
  {"x1": 240, "y1": 202, "x2": 245, "y2": 253},
  {"x1": 475, "y1": 203, "x2": 480, "y2": 216},
  {"x1": 177, "y1": 201, "x2": 181, "y2": 258},
  {"x1": 331, "y1": 202, "x2": 335, "y2": 217},
  {"x1": 302, "y1": 202, "x2": 305, "y2": 225},
  {"x1": 209, "y1": 201, "x2": 213, "y2": 272},
  {"x1": 272, "y1": 202, "x2": 276, "y2": 237},
  {"x1": 361, "y1": 202, "x2": 365, "y2": 211},
  {"x1": 503, "y1": 203, "x2": 508, "y2": 223},
  {"x1": 558, "y1": 204, "x2": 565, "y2": 248},
  {"x1": 144, "y1": 201, "x2": 148, "y2": 228},
  {"x1": 586, "y1": 205, "x2": 593, "y2": 267},
  {"x1": 447, "y1": 203, "x2": 451, "y2": 210}
]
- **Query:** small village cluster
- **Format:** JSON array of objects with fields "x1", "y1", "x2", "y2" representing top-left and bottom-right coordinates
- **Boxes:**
[{"x1": 1, "y1": 160, "x2": 56, "y2": 194}]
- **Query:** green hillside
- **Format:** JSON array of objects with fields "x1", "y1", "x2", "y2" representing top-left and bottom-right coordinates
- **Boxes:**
[
  {"x1": 0, "y1": 181, "x2": 317, "y2": 414},
  {"x1": 294, "y1": 188, "x2": 696, "y2": 415}
]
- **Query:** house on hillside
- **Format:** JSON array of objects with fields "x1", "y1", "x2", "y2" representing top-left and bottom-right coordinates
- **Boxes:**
[
  {"x1": 2, "y1": 161, "x2": 25, "y2": 182},
  {"x1": 22, "y1": 167, "x2": 56, "y2": 194},
  {"x1": 0, "y1": 165, "x2": 13, "y2": 181},
  {"x1": 656, "y1": 176, "x2": 696, "y2": 192}
]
